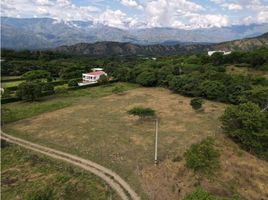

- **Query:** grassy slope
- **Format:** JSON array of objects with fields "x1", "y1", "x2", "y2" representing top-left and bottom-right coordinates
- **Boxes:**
[
  {"x1": 1, "y1": 141, "x2": 119, "y2": 200},
  {"x1": 3, "y1": 86, "x2": 225, "y2": 199}
]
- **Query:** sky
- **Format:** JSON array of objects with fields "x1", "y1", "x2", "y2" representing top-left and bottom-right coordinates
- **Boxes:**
[{"x1": 1, "y1": 0, "x2": 268, "y2": 29}]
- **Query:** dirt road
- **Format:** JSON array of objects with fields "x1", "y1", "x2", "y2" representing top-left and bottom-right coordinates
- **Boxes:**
[{"x1": 1, "y1": 132, "x2": 140, "y2": 200}]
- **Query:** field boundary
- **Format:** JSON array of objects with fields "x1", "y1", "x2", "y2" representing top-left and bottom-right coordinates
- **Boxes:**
[{"x1": 1, "y1": 132, "x2": 140, "y2": 200}]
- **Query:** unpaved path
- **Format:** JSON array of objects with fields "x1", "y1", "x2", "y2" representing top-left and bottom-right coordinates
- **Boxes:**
[{"x1": 1, "y1": 132, "x2": 140, "y2": 200}]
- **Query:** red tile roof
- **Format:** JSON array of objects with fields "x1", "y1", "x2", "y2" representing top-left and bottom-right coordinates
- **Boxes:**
[{"x1": 86, "y1": 71, "x2": 106, "y2": 76}]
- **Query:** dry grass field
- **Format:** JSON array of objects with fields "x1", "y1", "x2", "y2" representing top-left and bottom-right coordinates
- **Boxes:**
[
  {"x1": 226, "y1": 65, "x2": 268, "y2": 79},
  {"x1": 3, "y1": 86, "x2": 268, "y2": 199}
]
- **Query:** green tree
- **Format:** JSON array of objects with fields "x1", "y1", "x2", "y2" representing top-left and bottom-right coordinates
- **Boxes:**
[
  {"x1": 136, "y1": 71, "x2": 157, "y2": 87},
  {"x1": 200, "y1": 80, "x2": 227, "y2": 101},
  {"x1": 16, "y1": 82, "x2": 42, "y2": 101},
  {"x1": 240, "y1": 86, "x2": 268, "y2": 108},
  {"x1": 184, "y1": 138, "x2": 220, "y2": 175},
  {"x1": 22, "y1": 70, "x2": 51, "y2": 82},
  {"x1": 190, "y1": 98, "x2": 203, "y2": 110},
  {"x1": 220, "y1": 102, "x2": 268, "y2": 157},
  {"x1": 127, "y1": 107, "x2": 156, "y2": 119}
]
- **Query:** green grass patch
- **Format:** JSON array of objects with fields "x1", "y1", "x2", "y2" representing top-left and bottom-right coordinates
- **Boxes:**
[{"x1": 1, "y1": 82, "x2": 138, "y2": 123}]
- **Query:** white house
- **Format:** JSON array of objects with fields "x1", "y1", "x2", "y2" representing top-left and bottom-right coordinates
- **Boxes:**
[
  {"x1": 208, "y1": 50, "x2": 232, "y2": 56},
  {"x1": 78, "y1": 68, "x2": 107, "y2": 86}
]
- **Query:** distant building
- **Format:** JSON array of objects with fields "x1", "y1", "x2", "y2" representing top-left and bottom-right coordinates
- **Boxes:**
[
  {"x1": 208, "y1": 50, "x2": 232, "y2": 56},
  {"x1": 78, "y1": 68, "x2": 107, "y2": 86}
]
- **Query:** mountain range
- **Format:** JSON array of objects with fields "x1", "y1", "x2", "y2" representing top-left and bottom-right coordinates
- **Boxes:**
[
  {"x1": 54, "y1": 32, "x2": 268, "y2": 56},
  {"x1": 1, "y1": 17, "x2": 268, "y2": 50}
]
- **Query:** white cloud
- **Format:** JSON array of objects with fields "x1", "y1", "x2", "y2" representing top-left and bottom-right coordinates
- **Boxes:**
[
  {"x1": 96, "y1": 9, "x2": 129, "y2": 28},
  {"x1": 189, "y1": 14, "x2": 229, "y2": 28},
  {"x1": 222, "y1": 3, "x2": 243, "y2": 10},
  {"x1": 144, "y1": 0, "x2": 204, "y2": 28},
  {"x1": 257, "y1": 10, "x2": 268, "y2": 23},
  {"x1": 0, "y1": 0, "x2": 99, "y2": 21},
  {"x1": 1, "y1": 0, "x2": 268, "y2": 29},
  {"x1": 120, "y1": 0, "x2": 143, "y2": 9}
]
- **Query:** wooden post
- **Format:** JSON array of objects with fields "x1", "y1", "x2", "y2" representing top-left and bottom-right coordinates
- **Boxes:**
[{"x1": 154, "y1": 119, "x2": 158, "y2": 165}]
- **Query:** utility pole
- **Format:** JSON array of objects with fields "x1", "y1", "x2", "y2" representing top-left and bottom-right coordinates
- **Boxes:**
[{"x1": 154, "y1": 119, "x2": 159, "y2": 165}]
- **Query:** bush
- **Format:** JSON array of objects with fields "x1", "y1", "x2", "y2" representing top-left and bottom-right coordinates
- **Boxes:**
[
  {"x1": 184, "y1": 138, "x2": 220, "y2": 175},
  {"x1": 127, "y1": 107, "x2": 156, "y2": 119},
  {"x1": 68, "y1": 79, "x2": 78, "y2": 87},
  {"x1": 190, "y1": 98, "x2": 203, "y2": 110},
  {"x1": 16, "y1": 82, "x2": 42, "y2": 101},
  {"x1": 220, "y1": 102, "x2": 268, "y2": 157}
]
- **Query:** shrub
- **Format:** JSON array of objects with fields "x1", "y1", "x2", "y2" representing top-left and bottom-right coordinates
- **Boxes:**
[
  {"x1": 184, "y1": 138, "x2": 220, "y2": 175},
  {"x1": 16, "y1": 82, "x2": 42, "y2": 101},
  {"x1": 68, "y1": 79, "x2": 78, "y2": 87},
  {"x1": 220, "y1": 102, "x2": 268, "y2": 157},
  {"x1": 190, "y1": 98, "x2": 203, "y2": 110},
  {"x1": 127, "y1": 107, "x2": 156, "y2": 119}
]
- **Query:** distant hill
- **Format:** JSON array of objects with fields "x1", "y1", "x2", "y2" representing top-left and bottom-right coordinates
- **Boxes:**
[
  {"x1": 212, "y1": 32, "x2": 268, "y2": 51},
  {"x1": 53, "y1": 42, "x2": 210, "y2": 56},
  {"x1": 1, "y1": 17, "x2": 268, "y2": 49},
  {"x1": 53, "y1": 33, "x2": 268, "y2": 56}
]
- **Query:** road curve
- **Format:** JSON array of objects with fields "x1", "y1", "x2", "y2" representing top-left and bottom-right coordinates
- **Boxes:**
[{"x1": 1, "y1": 132, "x2": 140, "y2": 200}]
